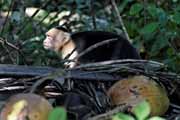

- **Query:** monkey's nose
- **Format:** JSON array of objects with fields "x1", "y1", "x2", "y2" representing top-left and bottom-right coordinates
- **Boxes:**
[
  {"x1": 43, "y1": 42, "x2": 49, "y2": 49},
  {"x1": 43, "y1": 41, "x2": 47, "y2": 45}
]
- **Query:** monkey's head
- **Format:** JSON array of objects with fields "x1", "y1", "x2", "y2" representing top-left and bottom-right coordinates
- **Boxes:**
[{"x1": 43, "y1": 26, "x2": 71, "y2": 53}]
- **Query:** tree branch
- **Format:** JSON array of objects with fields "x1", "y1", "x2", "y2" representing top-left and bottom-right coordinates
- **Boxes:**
[{"x1": 111, "y1": 0, "x2": 131, "y2": 42}]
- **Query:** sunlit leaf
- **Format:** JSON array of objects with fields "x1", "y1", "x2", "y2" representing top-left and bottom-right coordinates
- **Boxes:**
[
  {"x1": 148, "y1": 116, "x2": 166, "y2": 120},
  {"x1": 132, "y1": 100, "x2": 151, "y2": 120},
  {"x1": 48, "y1": 107, "x2": 67, "y2": 120},
  {"x1": 112, "y1": 112, "x2": 135, "y2": 120}
]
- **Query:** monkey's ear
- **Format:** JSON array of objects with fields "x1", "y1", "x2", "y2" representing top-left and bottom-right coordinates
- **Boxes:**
[{"x1": 63, "y1": 32, "x2": 71, "y2": 42}]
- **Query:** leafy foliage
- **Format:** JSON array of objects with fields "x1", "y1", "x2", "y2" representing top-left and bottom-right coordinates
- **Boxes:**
[
  {"x1": 112, "y1": 113, "x2": 135, "y2": 120},
  {"x1": 132, "y1": 100, "x2": 150, "y2": 120},
  {"x1": 112, "y1": 100, "x2": 165, "y2": 120},
  {"x1": 48, "y1": 107, "x2": 67, "y2": 120},
  {"x1": 0, "y1": 0, "x2": 179, "y2": 72}
]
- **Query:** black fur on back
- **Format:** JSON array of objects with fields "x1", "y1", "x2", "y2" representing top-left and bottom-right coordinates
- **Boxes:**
[{"x1": 70, "y1": 31, "x2": 141, "y2": 63}]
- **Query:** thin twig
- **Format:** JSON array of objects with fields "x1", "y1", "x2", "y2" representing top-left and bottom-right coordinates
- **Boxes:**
[
  {"x1": 0, "y1": 37, "x2": 16, "y2": 63},
  {"x1": 0, "y1": 37, "x2": 19, "y2": 50},
  {"x1": 73, "y1": 59, "x2": 165, "y2": 70},
  {"x1": 29, "y1": 69, "x2": 65, "y2": 93},
  {"x1": 1, "y1": 43, "x2": 16, "y2": 64},
  {"x1": 0, "y1": 0, "x2": 15, "y2": 35},
  {"x1": 90, "y1": 0, "x2": 97, "y2": 30},
  {"x1": 111, "y1": 0, "x2": 131, "y2": 42},
  {"x1": 0, "y1": 37, "x2": 27, "y2": 64}
]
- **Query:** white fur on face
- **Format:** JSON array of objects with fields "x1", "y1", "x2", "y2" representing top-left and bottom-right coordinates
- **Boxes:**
[
  {"x1": 43, "y1": 36, "x2": 54, "y2": 50},
  {"x1": 43, "y1": 28, "x2": 71, "y2": 52},
  {"x1": 43, "y1": 28, "x2": 78, "y2": 68}
]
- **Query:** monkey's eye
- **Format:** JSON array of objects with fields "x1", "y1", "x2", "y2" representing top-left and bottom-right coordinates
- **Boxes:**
[{"x1": 47, "y1": 36, "x2": 54, "y2": 40}]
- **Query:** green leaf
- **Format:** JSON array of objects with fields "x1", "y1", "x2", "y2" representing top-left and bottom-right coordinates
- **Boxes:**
[
  {"x1": 147, "y1": 4, "x2": 158, "y2": 17},
  {"x1": 112, "y1": 112, "x2": 135, "y2": 120},
  {"x1": 132, "y1": 100, "x2": 151, "y2": 120},
  {"x1": 150, "y1": 34, "x2": 169, "y2": 55},
  {"x1": 157, "y1": 8, "x2": 168, "y2": 25},
  {"x1": 140, "y1": 22, "x2": 159, "y2": 35},
  {"x1": 148, "y1": 116, "x2": 166, "y2": 120},
  {"x1": 171, "y1": 12, "x2": 180, "y2": 24},
  {"x1": 129, "y1": 3, "x2": 143, "y2": 15},
  {"x1": 147, "y1": 5, "x2": 167, "y2": 25},
  {"x1": 125, "y1": 21, "x2": 138, "y2": 37},
  {"x1": 48, "y1": 107, "x2": 67, "y2": 120}
]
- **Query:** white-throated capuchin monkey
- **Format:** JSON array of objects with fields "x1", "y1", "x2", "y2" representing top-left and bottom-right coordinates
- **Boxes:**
[{"x1": 43, "y1": 26, "x2": 141, "y2": 68}]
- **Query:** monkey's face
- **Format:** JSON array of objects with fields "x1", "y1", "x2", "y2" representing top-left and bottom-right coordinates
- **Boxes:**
[{"x1": 43, "y1": 28, "x2": 70, "y2": 52}]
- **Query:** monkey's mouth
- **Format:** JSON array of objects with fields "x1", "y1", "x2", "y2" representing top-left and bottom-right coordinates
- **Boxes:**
[{"x1": 43, "y1": 45, "x2": 50, "y2": 49}]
